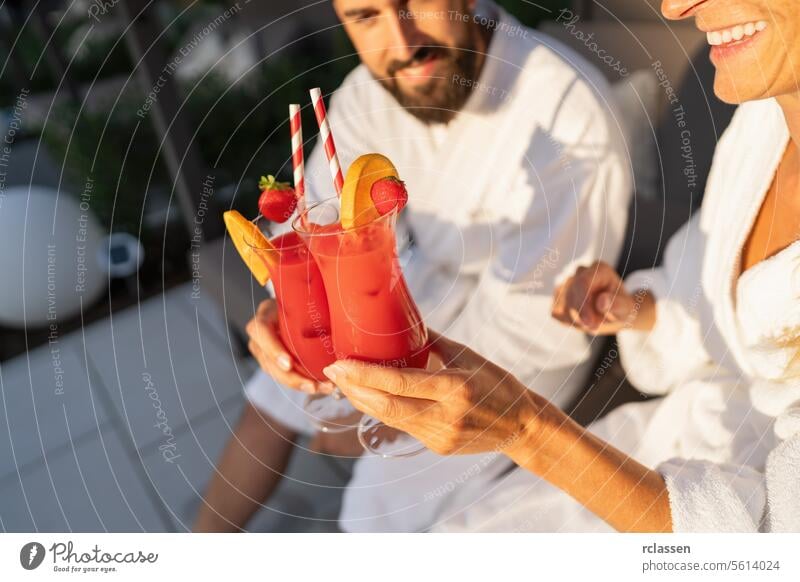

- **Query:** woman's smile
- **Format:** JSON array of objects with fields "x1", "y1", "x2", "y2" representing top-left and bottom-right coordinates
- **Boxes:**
[{"x1": 705, "y1": 19, "x2": 768, "y2": 65}]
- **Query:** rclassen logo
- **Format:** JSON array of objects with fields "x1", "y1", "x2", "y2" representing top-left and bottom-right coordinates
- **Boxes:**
[{"x1": 20, "y1": 542, "x2": 46, "y2": 570}]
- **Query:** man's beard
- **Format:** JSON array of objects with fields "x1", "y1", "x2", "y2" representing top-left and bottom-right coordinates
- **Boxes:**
[{"x1": 378, "y1": 43, "x2": 482, "y2": 125}]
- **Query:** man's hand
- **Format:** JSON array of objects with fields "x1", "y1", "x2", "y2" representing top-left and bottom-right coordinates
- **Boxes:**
[
  {"x1": 551, "y1": 261, "x2": 655, "y2": 335},
  {"x1": 246, "y1": 299, "x2": 333, "y2": 394}
]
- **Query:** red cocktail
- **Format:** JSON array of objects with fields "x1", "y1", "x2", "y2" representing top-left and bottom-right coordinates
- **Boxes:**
[
  {"x1": 294, "y1": 198, "x2": 429, "y2": 457},
  {"x1": 295, "y1": 202, "x2": 428, "y2": 371},
  {"x1": 244, "y1": 228, "x2": 334, "y2": 381}
]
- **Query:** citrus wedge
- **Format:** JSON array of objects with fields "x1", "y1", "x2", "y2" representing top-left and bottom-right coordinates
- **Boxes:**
[
  {"x1": 340, "y1": 153, "x2": 399, "y2": 229},
  {"x1": 223, "y1": 210, "x2": 278, "y2": 286}
]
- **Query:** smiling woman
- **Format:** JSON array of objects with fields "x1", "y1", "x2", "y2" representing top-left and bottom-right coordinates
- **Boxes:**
[
  {"x1": 329, "y1": 0, "x2": 800, "y2": 533},
  {"x1": 663, "y1": 0, "x2": 800, "y2": 103}
]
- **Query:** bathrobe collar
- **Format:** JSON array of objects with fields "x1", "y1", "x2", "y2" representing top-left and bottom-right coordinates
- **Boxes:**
[{"x1": 701, "y1": 97, "x2": 790, "y2": 377}]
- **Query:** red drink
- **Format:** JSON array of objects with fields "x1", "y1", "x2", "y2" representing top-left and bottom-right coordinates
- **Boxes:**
[
  {"x1": 253, "y1": 231, "x2": 335, "y2": 381},
  {"x1": 296, "y1": 207, "x2": 429, "y2": 370}
]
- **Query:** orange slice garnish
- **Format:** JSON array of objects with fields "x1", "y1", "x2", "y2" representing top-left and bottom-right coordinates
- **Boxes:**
[
  {"x1": 223, "y1": 210, "x2": 279, "y2": 285},
  {"x1": 340, "y1": 153, "x2": 399, "y2": 229}
]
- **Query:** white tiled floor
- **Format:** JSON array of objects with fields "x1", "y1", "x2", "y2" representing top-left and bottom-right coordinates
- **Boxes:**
[
  {"x1": 0, "y1": 428, "x2": 167, "y2": 532},
  {"x1": 0, "y1": 336, "x2": 110, "y2": 478},
  {"x1": 82, "y1": 287, "x2": 250, "y2": 451},
  {"x1": 0, "y1": 283, "x2": 350, "y2": 532}
]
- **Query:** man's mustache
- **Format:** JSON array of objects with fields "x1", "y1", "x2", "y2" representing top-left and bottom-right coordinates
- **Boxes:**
[{"x1": 386, "y1": 46, "x2": 448, "y2": 77}]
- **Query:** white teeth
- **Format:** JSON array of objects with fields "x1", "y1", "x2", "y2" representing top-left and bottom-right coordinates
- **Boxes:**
[{"x1": 706, "y1": 20, "x2": 768, "y2": 46}]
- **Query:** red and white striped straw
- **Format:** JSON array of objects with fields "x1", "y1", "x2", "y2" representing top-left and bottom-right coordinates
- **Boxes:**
[
  {"x1": 289, "y1": 104, "x2": 305, "y2": 210},
  {"x1": 309, "y1": 87, "x2": 343, "y2": 195}
]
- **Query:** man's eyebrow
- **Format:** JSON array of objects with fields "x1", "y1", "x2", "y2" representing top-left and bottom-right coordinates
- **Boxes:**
[{"x1": 342, "y1": 7, "x2": 378, "y2": 19}]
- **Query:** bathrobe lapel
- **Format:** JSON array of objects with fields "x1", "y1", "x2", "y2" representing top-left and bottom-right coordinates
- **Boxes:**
[
  {"x1": 409, "y1": 11, "x2": 555, "y2": 268},
  {"x1": 634, "y1": 99, "x2": 790, "y2": 467},
  {"x1": 700, "y1": 98, "x2": 790, "y2": 377}
]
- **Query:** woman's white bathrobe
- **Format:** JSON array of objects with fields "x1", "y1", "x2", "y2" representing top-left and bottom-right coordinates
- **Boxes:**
[{"x1": 435, "y1": 97, "x2": 800, "y2": 532}]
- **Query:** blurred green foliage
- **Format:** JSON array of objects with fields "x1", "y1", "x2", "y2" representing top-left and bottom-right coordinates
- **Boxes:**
[
  {"x1": 41, "y1": 34, "x2": 356, "y2": 234},
  {"x1": 30, "y1": 0, "x2": 566, "y2": 236},
  {"x1": 495, "y1": 0, "x2": 572, "y2": 27}
]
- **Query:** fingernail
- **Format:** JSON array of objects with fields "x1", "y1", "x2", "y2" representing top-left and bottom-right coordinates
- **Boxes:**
[
  {"x1": 300, "y1": 382, "x2": 315, "y2": 393},
  {"x1": 277, "y1": 355, "x2": 292, "y2": 371},
  {"x1": 323, "y1": 363, "x2": 347, "y2": 382}
]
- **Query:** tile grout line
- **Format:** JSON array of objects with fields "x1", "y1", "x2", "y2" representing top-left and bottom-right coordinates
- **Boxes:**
[{"x1": 0, "y1": 417, "x2": 116, "y2": 489}]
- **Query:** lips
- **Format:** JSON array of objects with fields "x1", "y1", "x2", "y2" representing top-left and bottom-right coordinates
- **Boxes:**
[
  {"x1": 705, "y1": 20, "x2": 768, "y2": 63},
  {"x1": 706, "y1": 20, "x2": 767, "y2": 46},
  {"x1": 395, "y1": 49, "x2": 441, "y2": 80}
]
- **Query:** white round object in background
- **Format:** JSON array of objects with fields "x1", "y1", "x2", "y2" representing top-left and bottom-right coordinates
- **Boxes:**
[{"x1": 0, "y1": 186, "x2": 107, "y2": 327}]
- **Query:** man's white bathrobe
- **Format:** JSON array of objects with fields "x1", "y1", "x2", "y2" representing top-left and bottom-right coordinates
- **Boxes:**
[
  {"x1": 434, "y1": 97, "x2": 800, "y2": 532},
  {"x1": 244, "y1": 5, "x2": 631, "y2": 532}
]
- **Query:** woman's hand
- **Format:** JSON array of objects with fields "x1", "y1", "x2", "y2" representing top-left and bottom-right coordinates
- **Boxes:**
[
  {"x1": 551, "y1": 261, "x2": 656, "y2": 335},
  {"x1": 246, "y1": 299, "x2": 333, "y2": 395},
  {"x1": 325, "y1": 330, "x2": 672, "y2": 532},
  {"x1": 322, "y1": 331, "x2": 562, "y2": 456}
]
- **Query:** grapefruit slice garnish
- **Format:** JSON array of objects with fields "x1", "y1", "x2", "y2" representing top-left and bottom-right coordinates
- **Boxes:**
[
  {"x1": 223, "y1": 210, "x2": 279, "y2": 285},
  {"x1": 340, "y1": 153, "x2": 399, "y2": 229}
]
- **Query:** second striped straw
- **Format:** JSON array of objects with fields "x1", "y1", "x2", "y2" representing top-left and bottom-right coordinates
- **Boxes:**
[
  {"x1": 309, "y1": 87, "x2": 344, "y2": 196},
  {"x1": 289, "y1": 103, "x2": 305, "y2": 213}
]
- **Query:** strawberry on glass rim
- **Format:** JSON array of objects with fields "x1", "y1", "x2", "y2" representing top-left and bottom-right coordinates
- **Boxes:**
[
  {"x1": 370, "y1": 176, "x2": 408, "y2": 216},
  {"x1": 258, "y1": 175, "x2": 298, "y2": 223}
]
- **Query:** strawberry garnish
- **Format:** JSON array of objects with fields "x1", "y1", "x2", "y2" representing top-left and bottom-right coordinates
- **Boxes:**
[
  {"x1": 369, "y1": 176, "x2": 408, "y2": 216},
  {"x1": 258, "y1": 175, "x2": 297, "y2": 223}
]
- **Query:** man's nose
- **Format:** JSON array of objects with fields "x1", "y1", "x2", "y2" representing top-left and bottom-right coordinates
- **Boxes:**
[
  {"x1": 661, "y1": 0, "x2": 711, "y2": 20},
  {"x1": 384, "y1": 12, "x2": 419, "y2": 62}
]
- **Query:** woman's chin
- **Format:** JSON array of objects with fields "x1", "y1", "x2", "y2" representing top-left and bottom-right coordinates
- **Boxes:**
[{"x1": 713, "y1": 76, "x2": 767, "y2": 105}]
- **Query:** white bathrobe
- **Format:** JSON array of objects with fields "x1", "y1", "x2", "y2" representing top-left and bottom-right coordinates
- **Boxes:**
[
  {"x1": 434, "y1": 97, "x2": 800, "y2": 533},
  {"x1": 244, "y1": 4, "x2": 631, "y2": 532}
]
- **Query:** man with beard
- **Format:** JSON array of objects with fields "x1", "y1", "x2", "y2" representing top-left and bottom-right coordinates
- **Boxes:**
[{"x1": 195, "y1": 0, "x2": 631, "y2": 532}]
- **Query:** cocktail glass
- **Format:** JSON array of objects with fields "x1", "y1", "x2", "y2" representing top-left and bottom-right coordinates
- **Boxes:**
[
  {"x1": 293, "y1": 198, "x2": 430, "y2": 457},
  {"x1": 244, "y1": 219, "x2": 358, "y2": 433}
]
